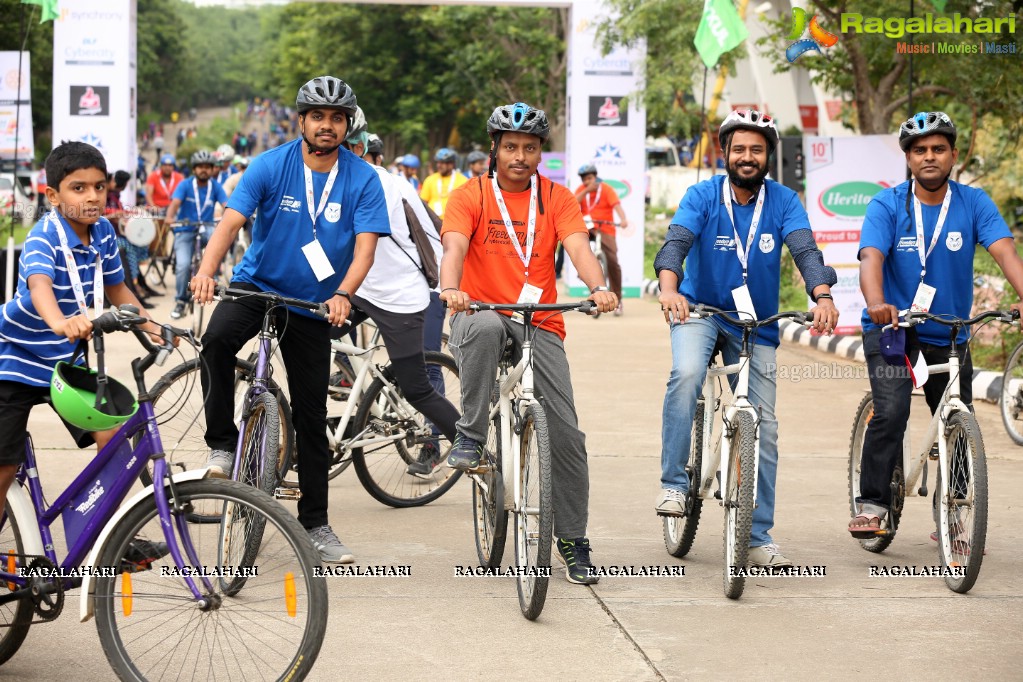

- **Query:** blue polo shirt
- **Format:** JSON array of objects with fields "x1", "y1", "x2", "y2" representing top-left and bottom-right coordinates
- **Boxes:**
[
  {"x1": 859, "y1": 180, "x2": 1011, "y2": 345},
  {"x1": 671, "y1": 175, "x2": 810, "y2": 346},
  {"x1": 0, "y1": 213, "x2": 124, "y2": 386},
  {"x1": 228, "y1": 139, "x2": 390, "y2": 312},
  {"x1": 171, "y1": 177, "x2": 227, "y2": 225}
]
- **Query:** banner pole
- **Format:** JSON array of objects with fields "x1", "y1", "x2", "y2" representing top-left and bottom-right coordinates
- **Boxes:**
[
  {"x1": 696, "y1": 64, "x2": 709, "y2": 184},
  {"x1": 7, "y1": 3, "x2": 30, "y2": 302}
]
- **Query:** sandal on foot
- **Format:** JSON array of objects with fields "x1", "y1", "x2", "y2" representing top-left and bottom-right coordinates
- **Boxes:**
[{"x1": 848, "y1": 513, "x2": 882, "y2": 539}]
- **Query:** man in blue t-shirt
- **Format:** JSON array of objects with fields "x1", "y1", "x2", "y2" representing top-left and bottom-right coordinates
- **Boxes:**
[
  {"x1": 164, "y1": 149, "x2": 227, "y2": 318},
  {"x1": 190, "y1": 76, "x2": 390, "y2": 564},
  {"x1": 653, "y1": 110, "x2": 839, "y2": 569},
  {"x1": 851, "y1": 111, "x2": 1023, "y2": 538}
]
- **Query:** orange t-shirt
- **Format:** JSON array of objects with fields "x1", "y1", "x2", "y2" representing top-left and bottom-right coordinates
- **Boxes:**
[
  {"x1": 442, "y1": 174, "x2": 587, "y2": 339},
  {"x1": 145, "y1": 170, "x2": 184, "y2": 208},
  {"x1": 574, "y1": 181, "x2": 620, "y2": 235}
]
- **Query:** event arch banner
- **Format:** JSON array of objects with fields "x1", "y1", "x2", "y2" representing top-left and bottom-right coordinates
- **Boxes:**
[
  {"x1": 0, "y1": 52, "x2": 34, "y2": 161},
  {"x1": 804, "y1": 135, "x2": 905, "y2": 335}
]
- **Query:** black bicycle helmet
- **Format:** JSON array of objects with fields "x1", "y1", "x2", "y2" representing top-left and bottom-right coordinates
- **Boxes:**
[
  {"x1": 486, "y1": 103, "x2": 550, "y2": 144},
  {"x1": 578, "y1": 163, "x2": 598, "y2": 177},
  {"x1": 718, "y1": 109, "x2": 779, "y2": 153},
  {"x1": 898, "y1": 111, "x2": 957, "y2": 151},
  {"x1": 190, "y1": 149, "x2": 217, "y2": 167},
  {"x1": 295, "y1": 76, "x2": 358, "y2": 116},
  {"x1": 366, "y1": 134, "x2": 383, "y2": 156}
]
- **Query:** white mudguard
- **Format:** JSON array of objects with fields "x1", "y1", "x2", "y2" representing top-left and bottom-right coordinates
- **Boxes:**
[
  {"x1": 5, "y1": 483, "x2": 46, "y2": 557},
  {"x1": 79, "y1": 469, "x2": 211, "y2": 623}
]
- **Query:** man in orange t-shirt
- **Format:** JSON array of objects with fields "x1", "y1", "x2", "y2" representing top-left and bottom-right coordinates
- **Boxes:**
[
  {"x1": 144, "y1": 154, "x2": 184, "y2": 215},
  {"x1": 440, "y1": 103, "x2": 617, "y2": 586},
  {"x1": 574, "y1": 163, "x2": 629, "y2": 314}
]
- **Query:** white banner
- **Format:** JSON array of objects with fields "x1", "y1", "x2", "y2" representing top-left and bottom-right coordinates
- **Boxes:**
[
  {"x1": 52, "y1": 0, "x2": 138, "y2": 204},
  {"x1": 0, "y1": 52, "x2": 34, "y2": 161},
  {"x1": 565, "y1": 0, "x2": 645, "y2": 298},
  {"x1": 804, "y1": 135, "x2": 906, "y2": 334}
]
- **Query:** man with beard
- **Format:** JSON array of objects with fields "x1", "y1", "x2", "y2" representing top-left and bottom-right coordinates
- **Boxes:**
[
  {"x1": 190, "y1": 76, "x2": 388, "y2": 563},
  {"x1": 652, "y1": 109, "x2": 839, "y2": 568},
  {"x1": 164, "y1": 150, "x2": 227, "y2": 319},
  {"x1": 850, "y1": 112, "x2": 1023, "y2": 540}
]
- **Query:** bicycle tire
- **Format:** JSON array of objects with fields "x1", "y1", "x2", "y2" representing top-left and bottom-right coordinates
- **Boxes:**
[
  {"x1": 663, "y1": 398, "x2": 705, "y2": 558},
  {"x1": 350, "y1": 352, "x2": 462, "y2": 507},
  {"x1": 722, "y1": 411, "x2": 756, "y2": 600},
  {"x1": 473, "y1": 390, "x2": 507, "y2": 568},
  {"x1": 847, "y1": 393, "x2": 896, "y2": 553},
  {"x1": 516, "y1": 402, "x2": 553, "y2": 620},
  {"x1": 937, "y1": 411, "x2": 988, "y2": 593},
  {"x1": 0, "y1": 506, "x2": 33, "y2": 665},
  {"x1": 94, "y1": 479, "x2": 327, "y2": 681},
  {"x1": 1000, "y1": 341, "x2": 1023, "y2": 445}
]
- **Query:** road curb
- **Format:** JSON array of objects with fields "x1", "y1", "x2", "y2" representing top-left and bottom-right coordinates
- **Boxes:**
[{"x1": 641, "y1": 278, "x2": 1004, "y2": 403}]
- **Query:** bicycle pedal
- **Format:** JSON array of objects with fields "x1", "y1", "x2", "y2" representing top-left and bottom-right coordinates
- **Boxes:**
[{"x1": 274, "y1": 487, "x2": 302, "y2": 501}]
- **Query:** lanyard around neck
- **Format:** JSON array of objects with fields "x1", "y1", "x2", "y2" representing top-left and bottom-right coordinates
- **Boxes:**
[
  {"x1": 491, "y1": 173, "x2": 538, "y2": 276},
  {"x1": 50, "y1": 211, "x2": 103, "y2": 318},
  {"x1": 585, "y1": 183, "x2": 602, "y2": 213},
  {"x1": 722, "y1": 180, "x2": 766, "y2": 283},
  {"x1": 911, "y1": 179, "x2": 952, "y2": 282},
  {"x1": 192, "y1": 177, "x2": 213, "y2": 218},
  {"x1": 304, "y1": 160, "x2": 339, "y2": 241}
]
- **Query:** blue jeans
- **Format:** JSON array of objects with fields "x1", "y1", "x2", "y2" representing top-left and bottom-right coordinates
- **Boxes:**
[
  {"x1": 660, "y1": 316, "x2": 780, "y2": 547},
  {"x1": 173, "y1": 228, "x2": 209, "y2": 303}
]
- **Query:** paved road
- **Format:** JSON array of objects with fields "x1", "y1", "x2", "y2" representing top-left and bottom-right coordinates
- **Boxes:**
[{"x1": 6, "y1": 291, "x2": 1022, "y2": 680}]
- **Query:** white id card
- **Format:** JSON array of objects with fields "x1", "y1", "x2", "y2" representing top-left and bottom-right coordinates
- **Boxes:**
[
  {"x1": 731, "y1": 284, "x2": 757, "y2": 321},
  {"x1": 511, "y1": 283, "x2": 543, "y2": 324},
  {"x1": 301, "y1": 239, "x2": 336, "y2": 282},
  {"x1": 910, "y1": 282, "x2": 937, "y2": 313}
]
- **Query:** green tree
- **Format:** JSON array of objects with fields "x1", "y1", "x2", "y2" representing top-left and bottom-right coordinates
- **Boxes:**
[{"x1": 136, "y1": 0, "x2": 195, "y2": 116}]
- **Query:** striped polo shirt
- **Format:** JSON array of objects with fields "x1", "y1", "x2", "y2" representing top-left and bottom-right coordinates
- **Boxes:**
[{"x1": 0, "y1": 212, "x2": 124, "y2": 386}]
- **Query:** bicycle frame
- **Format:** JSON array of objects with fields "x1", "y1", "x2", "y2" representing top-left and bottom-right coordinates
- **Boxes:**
[{"x1": 490, "y1": 340, "x2": 534, "y2": 511}]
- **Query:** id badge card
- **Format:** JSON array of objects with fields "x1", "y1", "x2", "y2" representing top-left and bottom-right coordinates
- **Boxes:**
[
  {"x1": 511, "y1": 283, "x2": 543, "y2": 324},
  {"x1": 731, "y1": 284, "x2": 757, "y2": 321},
  {"x1": 301, "y1": 239, "x2": 336, "y2": 282},
  {"x1": 910, "y1": 282, "x2": 937, "y2": 313}
]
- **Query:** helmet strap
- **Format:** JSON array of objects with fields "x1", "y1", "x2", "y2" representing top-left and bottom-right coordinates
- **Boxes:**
[{"x1": 487, "y1": 134, "x2": 500, "y2": 178}]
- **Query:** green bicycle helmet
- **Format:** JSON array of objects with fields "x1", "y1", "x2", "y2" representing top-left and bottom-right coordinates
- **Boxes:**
[{"x1": 51, "y1": 362, "x2": 138, "y2": 431}]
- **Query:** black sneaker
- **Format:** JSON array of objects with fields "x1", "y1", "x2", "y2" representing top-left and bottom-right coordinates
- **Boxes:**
[
  {"x1": 407, "y1": 441, "x2": 442, "y2": 477},
  {"x1": 556, "y1": 537, "x2": 599, "y2": 585},
  {"x1": 170, "y1": 301, "x2": 186, "y2": 319},
  {"x1": 446, "y1": 433, "x2": 483, "y2": 471},
  {"x1": 121, "y1": 537, "x2": 170, "y2": 572}
]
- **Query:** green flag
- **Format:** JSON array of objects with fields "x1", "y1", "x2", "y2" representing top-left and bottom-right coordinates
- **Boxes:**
[
  {"x1": 20, "y1": 0, "x2": 60, "y2": 23},
  {"x1": 694, "y1": 0, "x2": 749, "y2": 69},
  {"x1": 930, "y1": 0, "x2": 948, "y2": 11}
]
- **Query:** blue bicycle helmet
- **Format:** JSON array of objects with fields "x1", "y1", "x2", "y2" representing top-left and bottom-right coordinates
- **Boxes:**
[
  {"x1": 578, "y1": 163, "x2": 598, "y2": 177},
  {"x1": 434, "y1": 147, "x2": 457, "y2": 163},
  {"x1": 159, "y1": 154, "x2": 175, "y2": 166},
  {"x1": 402, "y1": 154, "x2": 421, "y2": 169},
  {"x1": 898, "y1": 111, "x2": 957, "y2": 151},
  {"x1": 486, "y1": 103, "x2": 550, "y2": 144}
]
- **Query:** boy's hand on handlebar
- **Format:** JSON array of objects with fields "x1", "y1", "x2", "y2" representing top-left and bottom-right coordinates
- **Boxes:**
[
  {"x1": 55, "y1": 314, "x2": 93, "y2": 342},
  {"x1": 190, "y1": 274, "x2": 217, "y2": 305},
  {"x1": 809, "y1": 297, "x2": 839, "y2": 335},
  {"x1": 866, "y1": 301, "x2": 900, "y2": 327},
  {"x1": 658, "y1": 292, "x2": 689, "y2": 325},
  {"x1": 324, "y1": 293, "x2": 351, "y2": 327},
  {"x1": 587, "y1": 290, "x2": 618, "y2": 314},
  {"x1": 440, "y1": 288, "x2": 473, "y2": 314}
]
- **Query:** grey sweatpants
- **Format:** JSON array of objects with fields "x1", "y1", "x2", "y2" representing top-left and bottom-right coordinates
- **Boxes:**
[{"x1": 449, "y1": 311, "x2": 590, "y2": 539}]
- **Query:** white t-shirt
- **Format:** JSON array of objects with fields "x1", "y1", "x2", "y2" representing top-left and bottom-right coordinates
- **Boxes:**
[{"x1": 356, "y1": 165, "x2": 431, "y2": 313}]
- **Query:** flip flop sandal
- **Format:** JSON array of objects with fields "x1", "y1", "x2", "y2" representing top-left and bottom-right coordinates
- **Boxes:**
[{"x1": 848, "y1": 513, "x2": 883, "y2": 539}]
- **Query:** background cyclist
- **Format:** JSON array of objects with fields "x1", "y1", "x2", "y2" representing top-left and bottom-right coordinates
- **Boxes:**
[
  {"x1": 465, "y1": 150, "x2": 488, "y2": 179},
  {"x1": 574, "y1": 163, "x2": 629, "y2": 316},
  {"x1": 420, "y1": 147, "x2": 467, "y2": 218}
]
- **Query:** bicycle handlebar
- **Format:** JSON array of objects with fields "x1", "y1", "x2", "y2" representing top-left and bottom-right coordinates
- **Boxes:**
[
  {"x1": 690, "y1": 304, "x2": 814, "y2": 328},
  {"x1": 883, "y1": 309, "x2": 1019, "y2": 330},
  {"x1": 214, "y1": 285, "x2": 329, "y2": 318},
  {"x1": 92, "y1": 305, "x2": 195, "y2": 367},
  {"x1": 467, "y1": 300, "x2": 597, "y2": 314}
]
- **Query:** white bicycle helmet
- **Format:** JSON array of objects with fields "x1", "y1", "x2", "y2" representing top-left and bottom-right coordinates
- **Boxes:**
[
  {"x1": 216, "y1": 144, "x2": 235, "y2": 163},
  {"x1": 718, "y1": 109, "x2": 779, "y2": 153}
]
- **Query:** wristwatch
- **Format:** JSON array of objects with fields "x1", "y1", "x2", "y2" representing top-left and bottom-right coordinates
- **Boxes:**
[
  {"x1": 813, "y1": 292, "x2": 833, "y2": 303},
  {"x1": 591, "y1": 286, "x2": 611, "y2": 294},
  {"x1": 334, "y1": 290, "x2": 352, "y2": 302}
]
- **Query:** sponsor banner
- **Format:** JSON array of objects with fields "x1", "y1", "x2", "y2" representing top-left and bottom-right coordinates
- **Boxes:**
[
  {"x1": 804, "y1": 135, "x2": 905, "y2": 334},
  {"x1": 0, "y1": 51, "x2": 34, "y2": 160},
  {"x1": 567, "y1": 0, "x2": 645, "y2": 297},
  {"x1": 53, "y1": 0, "x2": 137, "y2": 202},
  {"x1": 541, "y1": 152, "x2": 566, "y2": 188}
]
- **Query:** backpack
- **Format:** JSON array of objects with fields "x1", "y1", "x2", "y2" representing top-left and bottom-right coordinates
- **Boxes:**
[{"x1": 392, "y1": 198, "x2": 440, "y2": 289}]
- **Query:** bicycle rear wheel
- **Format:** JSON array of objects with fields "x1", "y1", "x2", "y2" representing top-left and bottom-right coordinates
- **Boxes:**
[
  {"x1": 663, "y1": 398, "x2": 705, "y2": 558},
  {"x1": 94, "y1": 479, "x2": 327, "y2": 681},
  {"x1": 0, "y1": 505, "x2": 33, "y2": 665},
  {"x1": 937, "y1": 411, "x2": 988, "y2": 593},
  {"x1": 1000, "y1": 341, "x2": 1023, "y2": 445},
  {"x1": 516, "y1": 403, "x2": 553, "y2": 620},
  {"x1": 473, "y1": 391, "x2": 507, "y2": 568},
  {"x1": 350, "y1": 352, "x2": 462, "y2": 507},
  {"x1": 847, "y1": 393, "x2": 897, "y2": 553},
  {"x1": 722, "y1": 411, "x2": 756, "y2": 600},
  {"x1": 230, "y1": 392, "x2": 282, "y2": 570}
]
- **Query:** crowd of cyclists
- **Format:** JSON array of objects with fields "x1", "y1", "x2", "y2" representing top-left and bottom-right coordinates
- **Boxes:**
[{"x1": 1, "y1": 72, "x2": 1016, "y2": 613}]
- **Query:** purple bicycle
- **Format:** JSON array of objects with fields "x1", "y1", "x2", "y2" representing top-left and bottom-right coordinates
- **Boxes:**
[{"x1": 0, "y1": 305, "x2": 327, "y2": 680}]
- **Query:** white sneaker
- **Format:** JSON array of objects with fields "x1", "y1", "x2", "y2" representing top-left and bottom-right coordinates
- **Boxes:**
[
  {"x1": 748, "y1": 543, "x2": 793, "y2": 569},
  {"x1": 655, "y1": 488, "x2": 686, "y2": 517}
]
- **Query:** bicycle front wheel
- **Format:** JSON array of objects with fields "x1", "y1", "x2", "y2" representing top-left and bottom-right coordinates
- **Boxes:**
[
  {"x1": 350, "y1": 352, "x2": 462, "y2": 507},
  {"x1": 847, "y1": 393, "x2": 897, "y2": 553},
  {"x1": 0, "y1": 504, "x2": 33, "y2": 665},
  {"x1": 94, "y1": 479, "x2": 327, "y2": 681},
  {"x1": 722, "y1": 411, "x2": 756, "y2": 600},
  {"x1": 664, "y1": 398, "x2": 705, "y2": 558},
  {"x1": 1000, "y1": 341, "x2": 1023, "y2": 445},
  {"x1": 937, "y1": 411, "x2": 988, "y2": 593},
  {"x1": 473, "y1": 390, "x2": 507, "y2": 568},
  {"x1": 515, "y1": 403, "x2": 553, "y2": 621}
]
